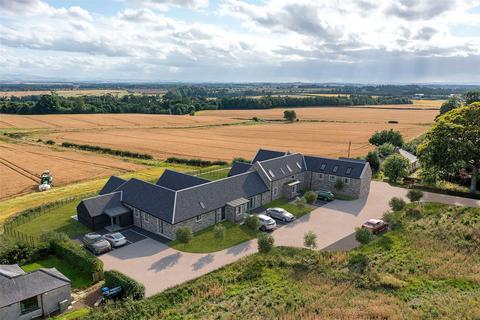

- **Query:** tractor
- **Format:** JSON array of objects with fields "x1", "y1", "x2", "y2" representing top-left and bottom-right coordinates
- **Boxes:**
[{"x1": 39, "y1": 170, "x2": 53, "y2": 191}]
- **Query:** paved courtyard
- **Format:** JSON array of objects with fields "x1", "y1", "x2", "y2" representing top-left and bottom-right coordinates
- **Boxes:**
[{"x1": 100, "y1": 181, "x2": 480, "y2": 297}]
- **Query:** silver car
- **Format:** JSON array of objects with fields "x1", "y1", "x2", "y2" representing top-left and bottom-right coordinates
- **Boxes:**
[
  {"x1": 257, "y1": 214, "x2": 277, "y2": 231},
  {"x1": 82, "y1": 232, "x2": 111, "y2": 255},
  {"x1": 266, "y1": 208, "x2": 295, "y2": 222},
  {"x1": 103, "y1": 232, "x2": 127, "y2": 248}
]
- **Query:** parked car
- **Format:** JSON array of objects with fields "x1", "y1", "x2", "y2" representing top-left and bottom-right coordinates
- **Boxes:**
[
  {"x1": 316, "y1": 189, "x2": 335, "y2": 201},
  {"x1": 103, "y1": 232, "x2": 127, "y2": 248},
  {"x1": 83, "y1": 232, "x2": 112, "y2": 255},
  {"x1": 266, "y1": 208, "x2": 295, "y2": 222},
  {"x1": 361, "y1": 219, "x2": 389, "y2": 234},
  {"x1": 257, "y1": 214, "x2": 277, "y2": 231}
]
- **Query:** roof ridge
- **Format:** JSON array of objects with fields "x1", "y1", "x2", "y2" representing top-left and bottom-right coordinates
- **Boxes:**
[
  {"x1": 258, "y1": 152, "x2": 301, "y2": 164},
  {"x1": 176, "y1": 170, "x2": 259, "y2": 192},
  {"x1": 128, "y1": 177, "x2": 177, "y2": 193},
  {"x1": 37, "y1": 268, "x2": 71, "y2": 283}
]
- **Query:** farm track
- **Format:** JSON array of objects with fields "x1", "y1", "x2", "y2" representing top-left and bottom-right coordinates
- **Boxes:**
[{"x1": 0, "y1": 157, "x2": 39, "y2": 183}]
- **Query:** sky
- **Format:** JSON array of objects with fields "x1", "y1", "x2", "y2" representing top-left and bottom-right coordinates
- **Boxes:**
[{"x1": 1, "y1": 0, "x2": 480, "y2": 83}]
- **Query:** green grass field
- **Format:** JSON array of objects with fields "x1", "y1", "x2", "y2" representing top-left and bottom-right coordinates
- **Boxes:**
[
  {"x1": 263, "y1": 198, "x2": 314, "y2": 218},
  {"x1": 21, "y1": 255, "x2": 93, "y2": 289},
  {"x1": 87, "y1": 203, "x2": 480, "y2": 319}
]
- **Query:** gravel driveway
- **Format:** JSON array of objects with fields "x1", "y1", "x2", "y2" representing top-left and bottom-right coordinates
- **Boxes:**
[{"x1": 100, "y1": 181, "x2": 480, "y2": 297}]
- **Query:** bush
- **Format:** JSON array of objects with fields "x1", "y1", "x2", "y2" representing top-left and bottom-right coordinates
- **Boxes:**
[
  {"x1": 176, "y1": 227, "x2": 193, "y2": 245},
  {"x1": 355, "y1": 227, "x2": 374, "y2": 245},
  {"x1": 303, "y1": 231, "x2": 317, "y2": 249},
  {"x1": 304, "y1": 191, "x2": 317, "y2": 204},
  {"x1": 257, "y1": 233, "x2": 274, "y2": 253},
  {"x1": 189, "y1": 110, "x2": 195, "y2": 116},
  {"x1": 252, "y1": 116, "x2": 260, "y2": 122},
  {"x1": 389, "y1": 197, "x2": 406, "y2": 211},
  {"x1": 50, "y1": 238, "x2": 103, "y2": 277},
  {"x1": 406, "y1": 207, "x2": 422, "y2": 220},
  {"x1": 62, "y1": 142, "x2": 153, "y2": 160},
  {"x1": 382, "y1": 211, "x2": 402, "y2": 230},
  {"x1": 334, "y1": 179, "x2": 345, "y2": 191},
  {"x1": 293, "y1": 196, "x2": 307, "y2": 209},
  {"x1": 377, "y1": 143, "x2": 396, "y2": 158},
  {"x1": 382, "y1": 154, "x2": 410, "y2": 182},
  {"x1": 213, "y1": 224, "x2": 226, "y2": 241},
  {"x1": 366, "y1": 151, "x2": 380, "y2": 172},
  {"x1": 407, "y1": 189, "x2": 424, "y2": 202},
  {"x1": 0, "y1": 238, "x2": 46, "y2": 265},
  {"x1": 348, "y1": 252, "x2": 369, "y2": 273},
  {"x1": 104, "y1": 270, "x2": 145, "y2": 300},
  {"x1": 283, "y1": 110, "x2": 297, "y2": 122},
  {"x1": 45, "y1": 139, "x2": 55, "y2": 145},
  {"x1": 369, "y1": 129, "x2": 404, "y2": 147},
  {"x1": 244, "y1": 215, "x2": 260, "y2": 231},
  {"x1": 166, "y1": 157, "x2": 227, "y2": 167}
]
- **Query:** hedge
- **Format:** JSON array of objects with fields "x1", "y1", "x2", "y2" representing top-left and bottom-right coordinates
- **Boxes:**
[
  {"x1": 61, "y1": 142, "x2": 153, "y2": 160},
  {"x1": 166, "y1": 157, "x2": 227, "y2": 167},
  {"x1": 104, "y1": 270, "x2": 145, "y2": 299},
  {"x1": 50, "y1": 239, "x2": 103, "y2": 278}
]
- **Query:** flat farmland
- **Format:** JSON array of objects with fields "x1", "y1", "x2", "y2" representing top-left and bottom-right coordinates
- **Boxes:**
[
  {"x1": 0, "y1": 113, "x2": 240, "y2": 129},
  {"x1": 0, "y1": 141, "x2": 143, "y2": 199}
]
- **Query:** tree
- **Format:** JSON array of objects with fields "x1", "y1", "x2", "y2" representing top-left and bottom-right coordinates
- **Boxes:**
[
  {"x1": 382, "y1": 154, "x2": 410, "y2": 182},
  {"x1": 369, "y1": 129, "x2": 404, "y2": 147},
  {"x1": 438, "y1": 97, "x2": 461, "y2": 117},
  {"x1": 406, "y1": 190, "x2": 423, "y2": 202},
  {"x1": 366, "y1": 150, "x2": 380, "y2": 172},
  {"x1": 257, "y1": 232, "x2": 274, "y2": 253},
  {"x1": 213, "y1": 224, "x2": 226, "y2": 241},
  {"x1": 303, "y1": 231, "x2": 317, "y2": 249},
  {"x1": 388, "y1": 197, "x2": 406, "y2": 211},
  {"x1": 176, "y1": 227, "x2": 192, "y2": 246},
  {"x1": 463, "y1": 90, "x2": 480, "y2": 105},
  {"x1": 418, "y1": 103, "x2": 480, "y2": 192},
  {"x1": 283, "y1": 110, "x2": 297, "y2": 122},
  {"x1": 377, "y1": 143, "x2": 396, "y2": 158},
  {"x1": 355, "y1": 227, "x2": 374, "y2": 245},
  {"x1": 304, "y1": 191, "x2": 317, "y2": 204},
  {"x1": 244, "y1": 215, "x2": 260, "y2": 230}
]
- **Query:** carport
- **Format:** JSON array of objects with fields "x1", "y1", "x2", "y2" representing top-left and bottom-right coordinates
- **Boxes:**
[{"x1": 104, "y1": 206, "x2": 133, "y2": 232}]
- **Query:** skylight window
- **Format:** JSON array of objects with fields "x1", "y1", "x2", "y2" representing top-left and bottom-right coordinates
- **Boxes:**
[
  {"x1": 346, "y1": 167, "x2": 352, "y2": 175},
  {"x1": 286, "y1": 164, "x2": 292, "y2": 172},
  {"x1": 320, "y1": 164, "x2": 326, "y2": 170},
  {"x1": 268, "y1": 169, "x2": 275, "y2": 177},
  {"x1": 199, "y1": 201, "x2": 206, "y2": 209},
  {"x1": 280, "y1": 168, "x2": 285, "y2": 175},
  {"x1": 333, "y1": 165, "x2": 338, "y2": 173},
  {"x1": 296, "y1": 162, "x2": 302, "y2": 169}
]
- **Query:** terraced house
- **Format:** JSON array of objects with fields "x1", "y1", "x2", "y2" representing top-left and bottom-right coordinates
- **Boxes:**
[{"x1": 77, "y1": 149, "x2": 371, "y2": 240}]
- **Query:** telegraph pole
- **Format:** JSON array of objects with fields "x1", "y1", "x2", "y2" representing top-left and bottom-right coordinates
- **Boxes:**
[{"x1": 347, "y1": 141, "x2": 351, "y2": 158}]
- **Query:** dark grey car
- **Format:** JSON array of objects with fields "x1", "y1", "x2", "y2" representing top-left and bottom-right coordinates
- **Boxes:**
[{"x1": 83, "y1": 232, "x2": 112, "y2": 255}]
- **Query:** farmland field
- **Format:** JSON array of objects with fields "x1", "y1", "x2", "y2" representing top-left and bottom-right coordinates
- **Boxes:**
[{"x1": 0, "y1": 89, "x2": 167, "y2": 98}]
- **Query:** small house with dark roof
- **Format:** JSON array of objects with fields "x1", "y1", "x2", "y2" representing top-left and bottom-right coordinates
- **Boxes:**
[
  {"x1": 77, "y1": 149, "x2": 371, "y2": 239},
  {"x1": 0, "y1": 264, "x2": 71, "y2": 320}
]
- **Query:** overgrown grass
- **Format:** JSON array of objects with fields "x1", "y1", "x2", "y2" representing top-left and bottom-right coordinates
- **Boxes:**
[
  {"x1": 195, "y1": 167, "x2": 230, "y2": 181},
  {"x1": 88, "y1": 203, "x2": 480, "y2": 319},
  {"x1": 21, "y1": 255, "x2": 93, "y2": 289},
  {"x1": 263, "y1": 198, "x2": 313, "y2": 218},
  {"x1": 169, "y1": 221, "x2": 258, "y2": 253},
  {"x1": 55, "y1": 307, "x2": 91, "y2": 320}
]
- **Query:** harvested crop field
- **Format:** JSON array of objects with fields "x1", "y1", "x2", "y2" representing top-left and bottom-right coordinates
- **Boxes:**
[
  {"x1": 43, "y1": 121, "x2": 430, "y2": 161},
  {"x1": 0, "y1": 113, "x2": 240, "y2": 129},
  {"x1": 0, "y1": 141, "x2": 143, "y2": 199}
]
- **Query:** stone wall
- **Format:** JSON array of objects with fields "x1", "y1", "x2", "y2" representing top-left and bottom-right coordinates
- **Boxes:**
[
  {"x1": 270, "y1": 172, "x2": 306, "y2": 201},
  {"x1": 42, "y1": 285, "x2": 71, "y2": 316},
  {"x1": 309, "y1": 172, "x2": 362, "y2": 198},
  {"x1": 359, "y1": 165, "x2": 372, "y2": 198}
]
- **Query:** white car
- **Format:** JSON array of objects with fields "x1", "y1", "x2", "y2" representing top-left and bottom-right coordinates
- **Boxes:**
[
  {"x1": 257, "y1": 214, "x2": 277, "y2": 231},
  {"x1": 266, "y1": 208, "x2": 295, "y2": 222},
  {"x1": 103, "y1": 232, "x2": 127, "y2": 247}
]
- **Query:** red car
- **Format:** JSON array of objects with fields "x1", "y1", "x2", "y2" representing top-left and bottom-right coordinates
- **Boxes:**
[{"x1": 361, "y1": 219, "x2": 388, "y2": 234}]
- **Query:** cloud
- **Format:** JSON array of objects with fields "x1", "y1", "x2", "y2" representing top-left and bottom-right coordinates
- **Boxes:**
[
  {"x1": 385, "y1": 0, "x2": 454, "y2": 21},
  {"x1": 132, "y1": 0, "x2": 209, "y2": 10}
]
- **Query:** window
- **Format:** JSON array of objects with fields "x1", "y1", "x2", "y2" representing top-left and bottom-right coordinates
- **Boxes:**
[
  {"x1": 20, "y1": 296, "x2": 39, "y2": 315},
  {"x1": 329, "y1": 175, "x2": 336, "y2": 182},
  {"x1": 199, "y1": 201, "x2": 206, "y2": 209},
  {"x1": 317, "y1": 173, "x2": 324, "y2": 180},
  {"x1": 296, "y1": 162, "x2": 302, "y2": 169},
  {"x1": 286, "y1": 164, "x2": 292, "y2": 172},
  {"x1": 346, "y1": 167, "x2": 352, "y2": 175},
  {"x1": 344, "y1": 177, "x2": 350, "y2": 184},
  {"x1": 320, "y1": 163, "x2": 326, "y2": 170},
  {"x1": 196, "y1": 215, "x2": 203, "y2": 222},
  {"x1": 333, "y1": 165, "x2": 339, "y2": 173},
  {"x1": 143, "y1": 212, "x2": 149, "y2": 222},
  {"x1": 268, "y1": 169, "x2": 275, "y2": 178},
  {"x1": 273, "y1": 187, "x2": 279, "y2": 196}
]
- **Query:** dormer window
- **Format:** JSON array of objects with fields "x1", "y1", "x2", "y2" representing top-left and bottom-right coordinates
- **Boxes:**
[
  {"x1": 199, "y1": 201, "x2": 206, "y2": 209},
  {"x1": 320, "y1": 164, "x2": 326, "y2": 170},
  {"x1": 346, "y1": 167, "x2": 352, "y2": 175},
  {"x1": 333, "y1": 165, "x2": 338, "y2": 173}
]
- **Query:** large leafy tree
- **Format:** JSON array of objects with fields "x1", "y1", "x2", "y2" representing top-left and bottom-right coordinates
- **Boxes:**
[{"x1": 418, "y1": 103, "x2": 480, "y2": 192}]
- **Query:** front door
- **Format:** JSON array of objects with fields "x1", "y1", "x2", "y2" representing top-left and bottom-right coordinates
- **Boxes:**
[
  {"x1": 221, "y1": 207, "x2": 226, "y2": 220},
  {"x1": 112, "y1": 216, "x2": 119, "y2": 226}
]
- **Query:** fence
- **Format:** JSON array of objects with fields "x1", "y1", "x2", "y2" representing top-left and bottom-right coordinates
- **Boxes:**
[
  {"x1": 3, "y1": 193, "x2": 96, "y2": 244},
  {"x1": 187, "y1": 166, "x2": 231, "y2": 181}
]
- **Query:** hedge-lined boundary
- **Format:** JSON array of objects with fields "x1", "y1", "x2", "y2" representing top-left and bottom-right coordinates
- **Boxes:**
[
  {"x1": 104, "y1": 270, "x2": 145, "y2": 299},
  {"x1": 166, "y1": 157, "x2": 227, "y2": 167},
  {"x1": 61, "y1": 142, "x2": 153, "y2": 160}
]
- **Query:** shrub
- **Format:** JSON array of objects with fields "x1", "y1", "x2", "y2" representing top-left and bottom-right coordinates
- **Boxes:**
[
  {"x1": 293, "y1": 196, "x2": 307, "y2": 209},
  {"x1": 0, "y1": 238, "x2": 46, "y2": 265},
  {"x1": 189, "y1": 110, "x2": 195, "y2": 116},
  {"x1": 304, "y1": 191, "x2": 317, "y2": 204},
  {"x1": 377, "y1": 143, "x2": 396, "y2": 158},
  {"x1": 389, "y1": 197, "x2": 406, "y2": 211},
  {"x1": 334, "y1": 179, "x2": 345, "y2": 191},
  {"x1": 252, "y1": 116, "x2": 260, "y2": 122},
  {"x1": 347, "y1": 252, "x2": 369, "y2": 273},
  {"x1": 303, "y1": 231, "x2": 317, "y2": 249},
  {"x1": 176, "y1": 227, "x2": 193, "y2": 245},
  {"x1": 104, "y1": 270, "x2": 145, "y2": 300},
  {"x1": 166, "y1": 157, "x2": 227, "y2": 167},
  {"x1": 62, "y1": 142, "x2": 153, "y2": 159},
  {"x1": 283, "y1": 110, "x2": 297, "y2": 122},
  {"x1": 382, "y1": 211, "x2": 402, "y2": 230},
  {"x1": 407, "y1": 189, "x2": 424, "y2": 202},
  {"x1": 369, "y1": 129, "x2": 404, "y2": 147},
  {"x1": 382, "y1": 154, "x2": 410, "y2": 182},
  {"x1": 50, "y1": 238, "x2": 103, "y2": 276},
  {"x1": 257, "y1": 233, "x2": 274, "y2": 253},
  {"x1": 213, "y1": 224, "x2": 226, "y2": 241},
  {"x1": 244, "y1": 215, "x2": 260, "y2": 231},
  {"x1": 45, "y1": 139, "x2": 55, "y2": 145},
  {"x1": 355, "y1": 227, "x2": 374, "y2": 245},
  {"x1": 366, "y1": 150, "x2": 380, "y2": 172},
  {"x1": 406, "y1": 207, "x2": 423, "y2": 220}
]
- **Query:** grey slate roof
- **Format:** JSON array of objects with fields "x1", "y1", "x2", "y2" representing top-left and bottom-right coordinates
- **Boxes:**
[
  {"x1": 258, "y1": 153, "x2": 306, "y2": 180},
  {"x1": 252, "y1": 149, "x2": 287, "y2": 163},
  {"x1": 304, "y1": 156, "x2": 367, "y2": 178},
  {"x1": 156, "y1": 169, "x2": 210, "y2": 191},
  {"x1": 115, "y1": 178, "x2": 176, "y2": 222},
  {"x1": 398, "y1": 148, "x2": 418, "y2": 164},
  {"x1": 228, "y1": 161, "x2": 253, "y2": 177},
  {"x1": 99, "y1": 176, "x2": 127, "y2": 195},
  {"x1": 80, "y1": 192, "x2": 126, "y2": 218},
  {"x1": 0, "y1": 265, "x2": 70, "y2": 308},
  {"x1": 174, "y1": 171, "x2": 269, "y2": 223}
]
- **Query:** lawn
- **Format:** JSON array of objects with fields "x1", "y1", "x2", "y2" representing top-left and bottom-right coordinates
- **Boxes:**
[
  {"x1": 263, "y1": 198, "x2": 313, "y2": 218},
  {"x1": 55, "y1": 307, "x2": 91, "y2": 320},
  {"x1": 21, "y1": 255, "x2": 93, "y2": 289},
  {"x1": 169, "y1": 221, "x2": 258, "y2": 253},
  {"x1": 87, "y1": 203, "x2": 480, "y2": 320}
]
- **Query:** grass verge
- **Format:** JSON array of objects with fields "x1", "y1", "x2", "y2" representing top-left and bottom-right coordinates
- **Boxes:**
[
  {"x1": 263, "y1": 198, "x2": 313, "y2": 218},
  {"x1": 55, "y1": 307, "x2": 91, "y2": 320}
]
